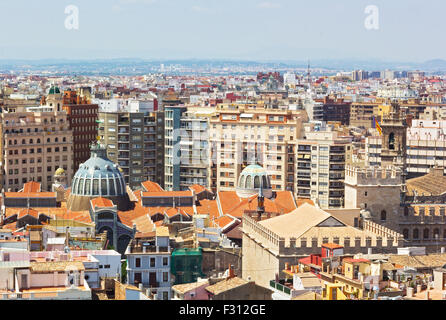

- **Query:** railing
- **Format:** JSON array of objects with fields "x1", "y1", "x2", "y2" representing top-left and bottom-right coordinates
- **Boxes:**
[{"x1": 270, "y1": 280, "x2": 292, "y2": 295}]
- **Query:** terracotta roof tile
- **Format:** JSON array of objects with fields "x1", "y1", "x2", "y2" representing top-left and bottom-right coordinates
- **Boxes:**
[
  {"x1": 141, "y1": 181, "x2": 164, "y2": 192},
  {"x1": 23, "y1": 181, "x2": 41, "y2": 193},
  {"x1": 91, "y1": 197, "x2": 114, "y2": 208}
]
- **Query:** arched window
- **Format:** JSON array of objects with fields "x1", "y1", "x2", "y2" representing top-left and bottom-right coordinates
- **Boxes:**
[
  {"x1": 92, "y1": 179, "x2": 99, "y2": 195},
  {"x1": 381, "y1": 210, "x2": 387, "y2": 221},
  {"x1": 389, "y1": 133, "x2": 395, "y2": 150},
  {"x1": 101, "y1": 179, "x2": 107, "y2": 195},
  {"x1": 37, "y1": 139, "x2": 41, "y2": 144},
  {"x1": 77, "y1": 178, "x2": 84, "y2": 194},
  {"x1": 403, "y1": 229, "x2": 409, "y2": 240},
  {"x1": 413, "y1": 229, "x2": 419, "y2": 239},
  {"x1": 423, "y1": 228, "x2": 430, "y2": 240},
  {"x1": 434, "y1": 229, "x2": 440, "y2": 239},
  {"x1": 47, "y1": 138, "x2": 50, "y2": 143},
  {"x1": 246, "y1": 176, "x2": 252, "y2": 189},
  {"x1": 240, "y1": 175, "x2": 246, "y2": 189},
  {"x1": 108, "y1": 179, "x2": 116, "y2": 196},
  {"x1": 85, "y1": 179, "x2": 91, "y2": 195},
  {"x1": 30, "y1": 139, "x2": 33, "y2": 144},
  {"x1": 22, "y1": 139, "x2": 25, "y2": 144},
  {"x1": 262, "y1": 176, "x2": 268, "y2": 189},
  {"x1": 254, "y1": 176, "x2": 260, "y2": 189}
]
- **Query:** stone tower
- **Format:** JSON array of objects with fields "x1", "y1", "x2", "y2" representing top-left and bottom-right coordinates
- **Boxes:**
[{"x1": 380, "y1": 102, "x2": 407, "y2": 170}]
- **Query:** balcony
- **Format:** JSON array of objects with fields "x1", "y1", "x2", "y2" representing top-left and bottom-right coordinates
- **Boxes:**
[{"x1": 270, "y1": 280, "x2": 292, "y2": 296}]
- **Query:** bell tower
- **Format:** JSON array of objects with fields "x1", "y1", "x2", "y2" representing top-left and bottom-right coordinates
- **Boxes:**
[{"x1": 380, "y1": 102, "x2": 407, "y2": 169}]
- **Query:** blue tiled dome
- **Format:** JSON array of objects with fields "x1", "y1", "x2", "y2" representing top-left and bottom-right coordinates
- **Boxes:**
[{"x1": 70, "y1": 142, "x2": 126, "y2": 197}]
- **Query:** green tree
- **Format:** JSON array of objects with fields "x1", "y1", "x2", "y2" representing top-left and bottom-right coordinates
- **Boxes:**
[{"x1": 121, "y1": 260, "x2": 127, "y2": 283}]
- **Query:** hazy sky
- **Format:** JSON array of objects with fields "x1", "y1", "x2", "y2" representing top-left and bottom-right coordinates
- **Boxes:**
[{"x1": 0, "y1": 0, "x2": 443, "y2": 61}]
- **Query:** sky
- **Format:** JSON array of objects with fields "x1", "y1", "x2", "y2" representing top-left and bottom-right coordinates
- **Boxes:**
[{"x1": 0, "y1": 0, "x2": 444, "y2": 62}]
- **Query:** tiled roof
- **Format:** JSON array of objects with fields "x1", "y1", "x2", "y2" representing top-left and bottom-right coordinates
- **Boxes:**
[
  {"x1": 217, "y1": 191, "x2": 297, "y2": 218},
  {"x1": 406, "y1": 170, "x2": 446, "y2": 196},
  {"x1": 18, "y1": 209, "x2": 39, "y2": 219},
  {"x1": 172, "y1": 280, "x2": 209, "y2": 295},
  {"x1": 23, "y1": 181, "x2": 41, "y2": 193},
  {"x1": 189, "y1": 185, "x2": 209, "y2": 194},
  {"x1": 141, "y1": 181, "x2": 164, "y2": 192},
  {"x1": 30, "y1": 261, "x2": 85, "y2": 273},
  {"x1": 141, "y1": 191, "x2": 193, "y2": 198},
  {"x1": 91, "y1": 197, "x2": 114, "y2": 208},
  {"x1": 205, "y1": 277, "x2": 248, "y2": 295},
  {"x1": 322, "y1": 243, "x2": 344, "y2": 250},
  {"x1": 5, "y1": 192, "x2": 56, "y2": 198}
]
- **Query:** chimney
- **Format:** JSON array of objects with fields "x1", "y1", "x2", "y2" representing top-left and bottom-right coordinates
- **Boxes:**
[{"x1": 227, "y1": 264, "x2": 236, "y2": 280}]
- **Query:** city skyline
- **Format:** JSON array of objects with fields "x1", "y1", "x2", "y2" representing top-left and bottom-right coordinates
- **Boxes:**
[{"x1": 0, "y1": 0, "x2": 445, "y2": 62}]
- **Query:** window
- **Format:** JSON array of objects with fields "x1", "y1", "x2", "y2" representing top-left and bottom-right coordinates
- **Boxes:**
[
  {"x1": 389, "y1": 133, "x2": 395, "y2": 150},
  {"x1": 380, "y1": 210, "x2": 387, "y2": 221},
  {"x1": 413, "y1": 229, "x2": 419, "y2": 240},
  {"x1": 403, "y1": 229, "x2": 409, "y2": 240},
  {"x1": 163, "y1": 257, "x2": 168, "y2": 266},
  {"x1": 135, "y1": 258, "x2": 141, "y2": 268},
  {"x1": 150, "y1": 258, "x2": 155, "y2": 268},
  {"x1": 423, "y1": 228, "x2": 430, "y2": 240},
  {"x1": 163, "y1": 272, "x2": 168, "y2": 282}
]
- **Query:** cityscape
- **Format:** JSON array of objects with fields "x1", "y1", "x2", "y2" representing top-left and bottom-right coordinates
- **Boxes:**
[{"x1": 1, "y1": 0, "x2": 446, "y2": 307}]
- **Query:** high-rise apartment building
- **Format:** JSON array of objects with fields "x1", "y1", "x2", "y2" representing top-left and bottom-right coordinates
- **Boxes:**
[
  {"x1": 178, "y1": 109, "x2": 211, "y2": 190},
  {"x1": 1, "y1": 107, "x2": 73, "y2": 192},
  {"x1": 46, "y1": 88, "x2": 98, "y2": 172},
  {"x1": 98, "y1": 111, "x2": 158, "y2": 190},
  {"x1": 208, "y1": 103, "x2": 308, "y2": 194},
  {"x1": 294, "y1": 122, "x2": 352, "y2": 209}
]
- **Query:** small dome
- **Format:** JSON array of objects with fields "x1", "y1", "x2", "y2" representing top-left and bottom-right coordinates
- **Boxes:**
[
  {"x1": 236, "y1": 164, "x2": 272, "y2": 199},
  {"x1": 55, "y1": 168, "x2": 65, "y2": 176}
]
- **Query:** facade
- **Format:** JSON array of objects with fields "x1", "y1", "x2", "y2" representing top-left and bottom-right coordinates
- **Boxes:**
[
  {"x1": 344, "y1": 166, "x2": 404, "y2": 230},
  {"x1": 1, "y1": 109, "x2": 73, "y2": 192},
  {"x1": 58, "y1": 90, "x2": 99, "y2": 172},
  {"x1": 125, "y1": 227, "x2": 172, "y2": 300},
  {"x1": 242, "y1": 203, "x2": 403, "y2": 289},
  {"x1": 178, "y1": 109, "x2": 212, "y2": 190},
  {"x1": 164, "y1": 105, "x2": 187, "y2": 191},
  {"x1": 98, "y1": 111, "x2": 158, "y2": 189},
  {"x1": 295, "y1": 122, "x2": 352, "y2": 209},
  {"x1": 208, "y1": 102, "x2": 308, "y2": 194}
]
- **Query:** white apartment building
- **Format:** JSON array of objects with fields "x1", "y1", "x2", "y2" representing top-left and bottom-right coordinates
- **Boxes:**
[
  {"x1": 125, "y1": 228, "x2": 172, "y2": 300},
  {"x1": 295, "y1": 122, "x2": 352, "y2": 209}
]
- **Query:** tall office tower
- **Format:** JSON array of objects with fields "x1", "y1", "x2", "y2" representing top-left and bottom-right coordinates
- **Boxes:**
[
  {"x1": 47, "y1": 88, "x2": 98, "y2": 172},
  {"x1": 1, "y1": 106, "x2": 73, "y2": 192},
  {"x1": 208, "y1": 103, "x2": 308, "y2": 194},
  {"x1": 294, "y1": 122, "x2": 352, "y2": 209},
  {"x1": 98, "y1": 111, "x2": 157, "y2": 190}
]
